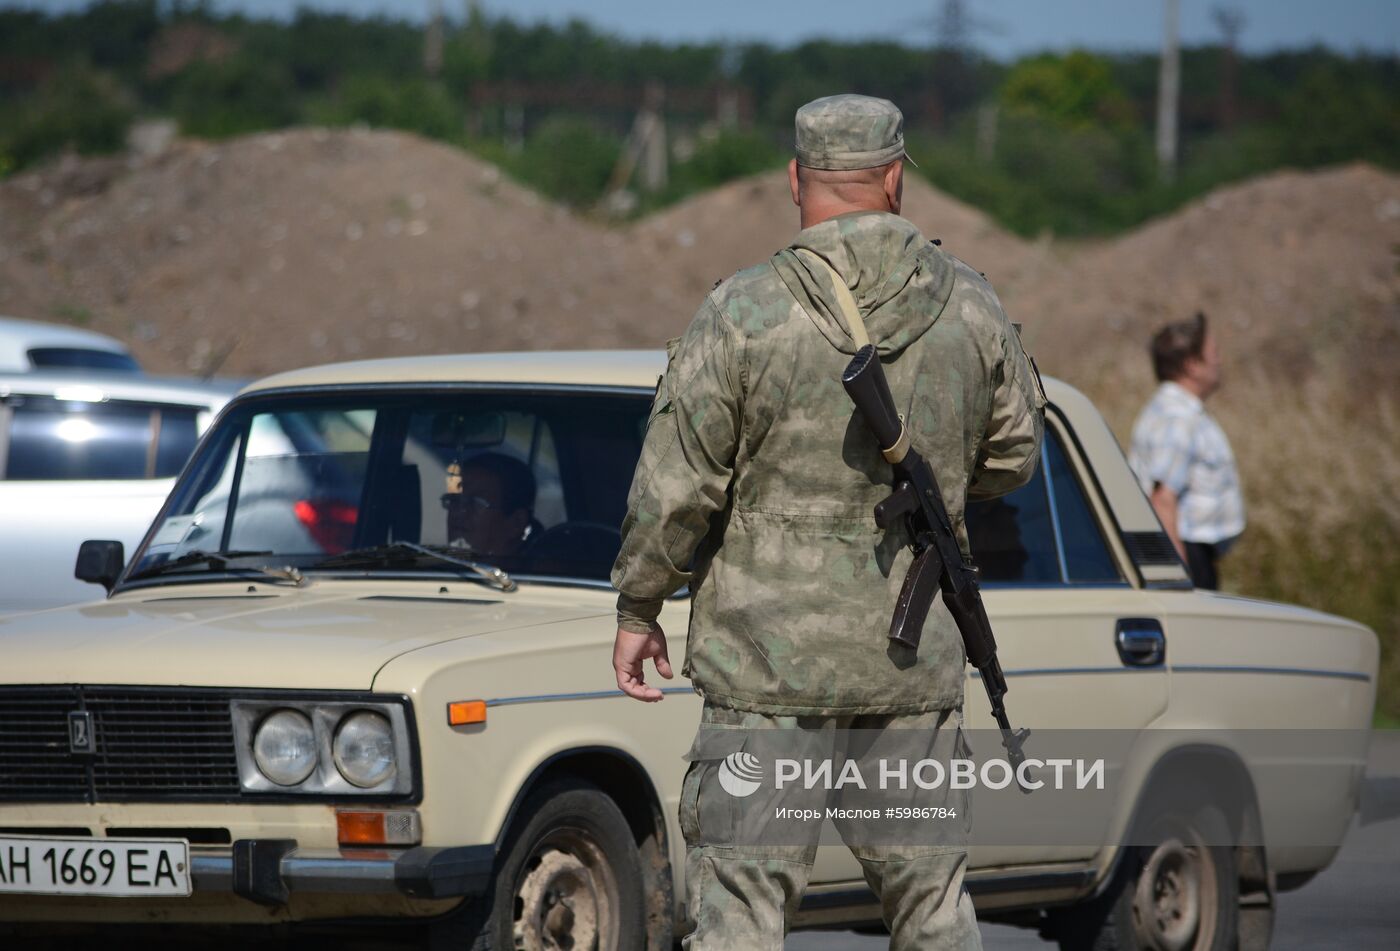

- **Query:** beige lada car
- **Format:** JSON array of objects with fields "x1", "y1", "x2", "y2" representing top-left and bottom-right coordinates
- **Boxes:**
[{"x1": 0, "y1": 351, "x2": 1378, "y2": 950}]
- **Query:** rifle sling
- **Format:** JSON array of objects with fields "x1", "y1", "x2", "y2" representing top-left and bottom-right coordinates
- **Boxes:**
[{"x1": 792, "y1": 249, "x2": 910, "y2": 464}]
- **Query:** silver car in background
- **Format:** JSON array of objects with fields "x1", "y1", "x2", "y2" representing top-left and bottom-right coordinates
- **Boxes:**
[
  {"x1": 0, "y1": 372, "x2": 236, "y2": 612},
  {"x1": 0, "y1": 315, "x2": 142, "y2": 374}
]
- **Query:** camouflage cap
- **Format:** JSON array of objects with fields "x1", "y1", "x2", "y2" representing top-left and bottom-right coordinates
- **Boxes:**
[{"x1": 794, "y1": 94, "x2": 916, "y2": 171}]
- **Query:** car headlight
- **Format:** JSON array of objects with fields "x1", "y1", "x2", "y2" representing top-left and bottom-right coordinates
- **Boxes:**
[
  {"x1": 333, "y1": 711, "x2": 396, "y2": 788},
  {"x1": 252, "y1": 709, "x2": 318, "y2": 786},
  {"x1": 231, "y1": 696, "x2": 415, "y2": 796}
]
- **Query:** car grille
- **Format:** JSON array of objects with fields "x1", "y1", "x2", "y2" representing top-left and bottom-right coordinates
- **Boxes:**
[{"x1": 0, "y1": 687, "x2": 240, "y2": 802}]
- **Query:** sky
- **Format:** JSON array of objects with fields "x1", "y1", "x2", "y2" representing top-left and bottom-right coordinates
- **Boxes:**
[{"x1": 8, "y1": 0, "x2": 1399, "y2": 59}]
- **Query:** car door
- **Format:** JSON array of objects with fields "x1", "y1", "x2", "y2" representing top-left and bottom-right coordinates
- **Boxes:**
[
  {"x1": 965, "y1": 413, "x2": 1169, "y2": 868},
  {"x1": 805, "y1": 414, "x2": 1168, "y2": 887}
]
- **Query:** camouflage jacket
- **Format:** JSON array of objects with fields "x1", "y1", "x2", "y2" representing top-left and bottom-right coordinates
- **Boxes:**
[{"x1": 612, "y1": 211, "x2": 1046, "y2": 715}]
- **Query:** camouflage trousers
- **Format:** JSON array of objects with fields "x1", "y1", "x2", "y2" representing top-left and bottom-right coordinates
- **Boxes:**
[{"x1": 678, "y1": 702, "x2": 981, "y2": 951}]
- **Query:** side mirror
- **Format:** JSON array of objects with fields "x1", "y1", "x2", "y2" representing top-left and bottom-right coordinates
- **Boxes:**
[{"x1": 76, "y1": 540, "x2": 125, "y2": 592}]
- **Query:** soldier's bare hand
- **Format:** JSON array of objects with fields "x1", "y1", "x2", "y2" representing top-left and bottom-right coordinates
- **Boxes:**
[{"x1": 613, "y1": 626, "x2": 674, "y2": 702}]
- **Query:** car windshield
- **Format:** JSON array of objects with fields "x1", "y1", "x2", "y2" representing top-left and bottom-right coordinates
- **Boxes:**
[{"x1": 126, "y1": 389, "x2": 651, "y2": 586}]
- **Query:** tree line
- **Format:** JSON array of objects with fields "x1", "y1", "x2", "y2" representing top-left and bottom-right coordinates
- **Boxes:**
[{"x1": 1, "y1": 0, "x2": 1395, "y2": 234}]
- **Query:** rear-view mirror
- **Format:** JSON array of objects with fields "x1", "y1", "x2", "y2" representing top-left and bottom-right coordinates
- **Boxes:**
[{"x1": 431, "y1": 411, "x2": 506, "y2": 449}]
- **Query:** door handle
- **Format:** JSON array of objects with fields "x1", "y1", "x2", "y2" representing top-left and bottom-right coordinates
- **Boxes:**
[{"x1": 1116, "y1": 617, "x2": 1165, "y2": 667}]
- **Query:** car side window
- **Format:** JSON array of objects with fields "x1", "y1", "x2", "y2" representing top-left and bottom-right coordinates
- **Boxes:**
[
  {"x1": 4, "y1": 396, "x2": 153, "y2": 480},
  {"x1": 1045, "y1": 432, "x2": 1122, "y2": 583},
  {"x1": 966, "y1": 461, "x2": 1061, "y2": 584},
  {"x1": 396, "y1": 399, "x2": 644, "y2": 580},
  {"x1": 26, "y1": 347, "x2": 141, "y2": 374},
  {"x1": 2, "y1": 397, "x2": 204, "y2": 482},
  {"x1": 966, "y1": 426, "x2": 1122, "y2": 585}
]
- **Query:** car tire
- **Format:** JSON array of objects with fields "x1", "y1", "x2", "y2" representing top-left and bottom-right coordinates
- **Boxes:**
[
  {"x1": 1054, "y1": 804, "x2": 1238, "y2": 951},
  {"x1": 432, "y1": 777, "x2": 648, "y2": 951}
]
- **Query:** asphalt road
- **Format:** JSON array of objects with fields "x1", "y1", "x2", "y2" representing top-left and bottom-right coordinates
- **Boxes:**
[{"x1": 789, "y1": 731, "x2": 1400, "y2": 950}]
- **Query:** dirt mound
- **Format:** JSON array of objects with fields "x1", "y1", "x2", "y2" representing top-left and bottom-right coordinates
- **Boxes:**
[
  {"x1": 631, "y1": 167, "x2": 1035, "y2": 305},
  {"x1": 0, "y1": 129, "x2": 693, "y2": 376},
  {"x1": 0, "y1": 129, "x2": 1038, "y2": 376},
  {"x1": 1010, "y1": 163, "x2": 1400, "y2": 398}
]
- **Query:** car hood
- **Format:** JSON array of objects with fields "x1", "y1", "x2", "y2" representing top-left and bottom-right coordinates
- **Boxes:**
[{"x1": 0, "y1": 580, "x2": 611, "y2": 690}]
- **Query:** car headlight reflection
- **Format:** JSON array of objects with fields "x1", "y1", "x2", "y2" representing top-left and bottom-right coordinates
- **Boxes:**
[
  {"x1": 252, "y1": 709, "x2": 318, "y2": 786},
  {"x1": 333, "y1": 711, "x2": 396, "y2": 788}
]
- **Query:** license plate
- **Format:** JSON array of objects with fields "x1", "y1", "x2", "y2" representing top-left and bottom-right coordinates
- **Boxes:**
[{"x1": 0, "y1": 835, "x2": 191, "y2": 897}]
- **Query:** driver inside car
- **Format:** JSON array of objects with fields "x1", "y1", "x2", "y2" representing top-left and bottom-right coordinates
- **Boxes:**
[{"x1": 442, "y1": 452, "x2": 539, "y2": 558}]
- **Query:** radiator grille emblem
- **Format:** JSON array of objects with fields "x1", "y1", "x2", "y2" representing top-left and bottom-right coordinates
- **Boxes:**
[{"x1": 68, "y1": 711, "x2": 95, "y2": 754}]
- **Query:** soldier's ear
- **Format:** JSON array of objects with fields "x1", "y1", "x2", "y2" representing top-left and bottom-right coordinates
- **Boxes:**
[
  {"x1": 884, "y1": 160, "x2": 904, "y2": 214},
  {"x1": 788, "y1": 159, "x2": 801, "y2": 208}
]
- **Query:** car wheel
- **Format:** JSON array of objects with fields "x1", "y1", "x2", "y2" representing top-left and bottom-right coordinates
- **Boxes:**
[
  {"x1": 433, "y1": 778, "x2": 647, "y2": 951},
  {"x1": 1054, "y1": 805, "x2": 1237, "y2": 951}
]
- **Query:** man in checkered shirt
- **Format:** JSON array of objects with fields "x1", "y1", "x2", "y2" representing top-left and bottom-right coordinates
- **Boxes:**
[{"x1": 1128, "y1": 312, "x2": 1245, "y2": 589}]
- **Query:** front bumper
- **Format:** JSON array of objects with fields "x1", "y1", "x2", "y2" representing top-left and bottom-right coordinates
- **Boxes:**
[{"x1": 193, "y1": 840, "x2": 494, "y2": 906}]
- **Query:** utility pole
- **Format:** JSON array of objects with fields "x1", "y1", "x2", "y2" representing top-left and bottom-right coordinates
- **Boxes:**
[
  {"x1": 424, "y1": 0, "x2": 444, "y2": 77},
  {"x1": 642, "y1": 104, "x2": 669, "y2": 193},
  {"x1": 465, "y1": 0, "x2": 487, "y2": 52},
  {"x1": 923, "y1": 0, "x2": 1005, "y2": 132},
  {"x1": 934, "y1": 0, "x2": 972, "y2": 52},
  {"x1": 465, "y1": 0, "x2": 487, "y2": 51},
  {"x1": 1155, "y1": 0, "x2": 1181, "y2": 183},
  {"x1": 975, "y1": 102, "x2": 999, "y2": 161},
  {"x1": 602, "y1": 83, "x2": 669, "y2": 215},
  {"x1": 1213, "y1": 6, "x2": 1246, "y2": 129},
  {"x1": 717, "y1": 43, "x2": 741, "y2": 129},
  {"x1": 463, "y1": 1, "x2": 490, "y2": 137}
]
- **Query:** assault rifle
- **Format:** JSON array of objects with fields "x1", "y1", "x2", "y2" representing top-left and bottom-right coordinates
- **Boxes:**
[{"x1": 841, "y1": 345, "x2": 1031, "y2": 779}]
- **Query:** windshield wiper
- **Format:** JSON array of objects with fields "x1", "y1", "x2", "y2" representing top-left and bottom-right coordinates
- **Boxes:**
[
  {"x1": 312, "y1": 541, "x2": 516, "y2": 592},
  {"x1": 126, "y1": 550, "x2": 304, "y2": 586}
]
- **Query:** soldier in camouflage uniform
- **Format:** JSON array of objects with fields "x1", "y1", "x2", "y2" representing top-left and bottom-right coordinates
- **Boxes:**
[{"x1": 611, "y1": 94, "x2": 1046, "y2": 950}]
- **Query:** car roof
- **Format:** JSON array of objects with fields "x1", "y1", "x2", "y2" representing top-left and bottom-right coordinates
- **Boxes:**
[
  {"x1": 242, "y1": 351, "x2": 673, "y2": 394},
  {"x1": 0, "y1": 371, "x2": 239, "y2": 409},
  {"x1": 241, "y1": 349, "x2": 1084, "y2": 408},
  {"x1": 0, "y1": 315, "x2": 134, "y2": 372}
]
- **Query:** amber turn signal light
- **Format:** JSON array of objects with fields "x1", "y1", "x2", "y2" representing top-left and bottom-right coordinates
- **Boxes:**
[
  {"x1": 337, "y1": 809, "x2": 421, "y2": 846},
  {"x1": 448, "y1": 700, "x2": 487, "y2": 726}
]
